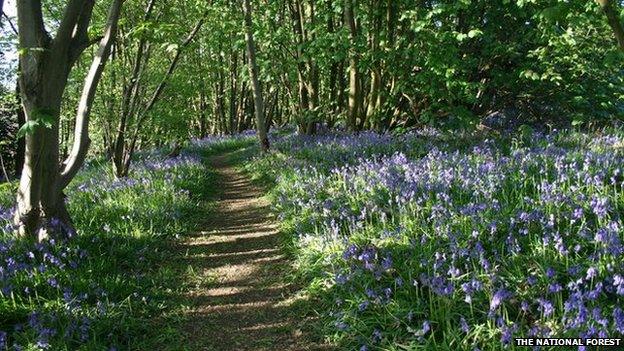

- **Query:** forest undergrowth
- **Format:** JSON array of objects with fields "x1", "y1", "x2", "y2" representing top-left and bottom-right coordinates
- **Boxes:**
[{"x1": 232, "y1": 126, "x2": 624, "y2": 351}]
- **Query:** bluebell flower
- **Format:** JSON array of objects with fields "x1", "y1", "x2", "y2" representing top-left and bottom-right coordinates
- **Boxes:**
[
  {"x1": 413, "y1": 320, "x2": 431, "y2": 337},
  {"x1": 490, "y1": 289, "x2": 512, "y2": 312},
  {"x1": 381, "y1": 255, "x2": 393, "y2": 271},
  {"x1": 335, "y1": 320, "x2": 348, "y2": 331},
  {"x1": 546, "y1": 267, "x2": 556, "y2": 279},
  {"x1": 365, "y1": 288, "x2": 377, "y2": 299},
  {"x1": 501, "y1": 324, "x2": 516, "y2": 345},
  {"x1": 548, "y1": 283, "x2": 562, "y2": 293},
  {"x1": 0, "y1": 331, "x2": 6, "y2": 350},
  {"x1": 372, "y1": 329, "x2": 382, "y2": 343},
  {"x1": 613, "y1": 275, "x2": 624, "y2": 295},
  {"x1": 613, "y1": 308, "x2": 624, "y2": 334},
  {"x1": 586, "y1": 267, "x2": 598, "y2": 280},
  {"x1": 537, "y1": 298, "x2": 554, "y2": 317},
  {"x1": 460, "y1": 317, "x2": 469, "y2": 333}
]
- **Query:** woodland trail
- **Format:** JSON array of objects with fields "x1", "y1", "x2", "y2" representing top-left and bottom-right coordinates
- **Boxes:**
[{"x1": 180, "y1": 154, "x2": 330, "y2": 351}]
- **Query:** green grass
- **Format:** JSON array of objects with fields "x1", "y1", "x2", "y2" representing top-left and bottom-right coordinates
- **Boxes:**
[
  {"x1": 0, "y1": 147, "x2": 220, "y2": 350},
  {"x1": 225, "y1": 128, "x2": 624, "y2": 350}
]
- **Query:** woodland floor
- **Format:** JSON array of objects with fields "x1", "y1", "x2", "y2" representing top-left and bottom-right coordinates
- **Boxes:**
[{"x1": 178, "y1": 153, "x2": 331, "y2": 351}]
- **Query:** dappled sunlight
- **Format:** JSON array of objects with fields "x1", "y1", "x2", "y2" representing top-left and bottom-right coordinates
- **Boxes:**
[{"x1": 180, "y1": 153, "x2": 328, "y2": 351}]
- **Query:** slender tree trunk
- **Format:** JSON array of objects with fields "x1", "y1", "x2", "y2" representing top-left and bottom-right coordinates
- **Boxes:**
[
  {"x1": 378, "y1": 0, "x2": 396, "y2": 130},
  {"x1": 327, "y1": 0, "x2": 338, "y2": 125},
  {"x1": 243, "y1": 0, "x2": 269, "y2": 151},
  {"x1": 337, "y1": 60, "x2": 346, "y2": 118},
  {"x1": 305, "y1": 0, "x2": 319, "y2": 134},
  {"x1": 228, "y1": 50, "x2": 238, "y2": 135},
  {"x1": 289, "y1": 0, "x2": 310, "y2": 134},
  {"x1": 364, "y1": 0, "x2": 383, "y2": 130},
  {"x1": 216, "y1": 50, "x2": 226, "y2": 135},
  {"x1": 345, "y1": 0, "x2": 361, "y2": 131},
  {"x1": 237, "y1": 81, "x2": 248, "y2": 132},
  {"x1": 112, "y1": 1, "x2": 156, "y2": 178},
  {"x1": 217, "y1": 84, "x2": 227, "y2": 135},
  {"x1": 213, "y1": 82, "x2": 223, "y2": 134},
  {"x1": 115, "y1": 13, "x2": 205, "y2": 177},
  {"x1": 201, "y1": 91, "x2": 209, "y2": 137},
  {"x1": 0, "y1": 153, "x2": 9, "y2": 182},
  {"x1": 61, "y1": 0, "x2": 123, "y2": 188},
  {"x1": 327, "y1": 0, "x2": 340, "y2": 129}
]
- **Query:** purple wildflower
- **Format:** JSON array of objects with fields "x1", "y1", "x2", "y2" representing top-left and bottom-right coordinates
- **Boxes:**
[{"x1": 490, "y1": 289, "x2": 512, "y2": 312}]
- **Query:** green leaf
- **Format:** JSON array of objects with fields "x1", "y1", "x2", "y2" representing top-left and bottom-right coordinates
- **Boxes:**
[
  {"x1": 16, "y1": 120, "x2": 41, "y2": 139},
  {"x1": 467, "y1": 29, "x2": 482, "y2": 38},
  {"x1": 16, "y1": 109, "x2": 56, "y2": 139}
]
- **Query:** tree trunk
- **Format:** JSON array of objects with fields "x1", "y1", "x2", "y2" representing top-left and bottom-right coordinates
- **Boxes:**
[
  {"x1": 364, "y1": 0, "x2": 383, "y2": 130},
  {"x1": 337, "y1": 60, "x2": 346, "y2": 120},
  {"x1": 345, "y1": 0, "x2": 361, "y2": 131},
  {"x1": 112, "y1": 0, "x2": 157, "y2": 178},
  {"x1": 16, "y1": 100, "x2": 70, "y2": 241},
  {"x1": 114, "y1": 13, "x2": 205, "y2": 177},
  {"x1": 15, "y1": 0, "x2": 123, "y2": 240},
  {"x1": 14, "y1": 82, "x2": 25, "y2": 178},
  {"x1": 597, "y1": 0, "x2": 624, "y2": 50},
  {"x1": 229, "y1": 50, "x2": 239, "y2": 135},
  {"x1": 15, "y1": 0, "x2": 76, "y2": 239},
  {"x1": 198, "y1": 89, "x2": 207, "y2": 137},
  {"x1": 377, "y1": 0, "x2": 397, "y2": 130},
  {"x1": 217, "y1": 51, "x2": 227, "y2": 135},
  {"x1": 243, "y1": 0, "x2": 270, "y2": 151}
]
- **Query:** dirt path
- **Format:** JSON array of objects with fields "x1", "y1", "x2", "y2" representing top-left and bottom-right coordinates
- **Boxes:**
[{"x1": 180, "y1": 154, "x2": 329, "y2": 351}]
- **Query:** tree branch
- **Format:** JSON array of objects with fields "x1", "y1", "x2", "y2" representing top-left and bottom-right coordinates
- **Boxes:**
[
  {"x1": 55, "y1": 0, "x2": 87, "y2": 45},
  {"x1": 140, "y1": 14, "x2": 206, "y2": 119},
  {"x1": 123, "y1": 14, "x2": 207, "y2": 169},
  {"x1": 2, "y1": 11, "x2": 18, "y2": 36},
  {"x1": 60, "y1": 0, "x2": 125, "y2": 189},
  {"x1": 68, "y1": 1, "x2": 97, "y2": 63},
  {"x1": 16, "y1": 0, "x2": 48, "y2": 48}
]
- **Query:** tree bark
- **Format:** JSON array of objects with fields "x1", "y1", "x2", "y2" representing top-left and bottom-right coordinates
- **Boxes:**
[
  {"x1": 597, "y1": 0, "x2": 624, "y2": 50},
  {"x1": 15, "y1": 0, "x2": 124, "y2": 241},
  {"x1": 243, "y1": 0, "x2": 269, "y2": 151},
  {"x1": 305, "y1": 0, "x2": 319, "y2": 134},
  {"x1": 14, "y1": 83, "x2": 25, "y2": 178},
  {"x1": 228, "y1": 50, "x2": 239, "y2": 135},
  {"x1": 61, "y1": 0, "x2": 123, "y2": 188},
  {"x1": 345, "y1": 0, "x2": 361, "y2": 131},
  {"x1": 288, "y1": 0, "x2": 309, "y2": 134}
]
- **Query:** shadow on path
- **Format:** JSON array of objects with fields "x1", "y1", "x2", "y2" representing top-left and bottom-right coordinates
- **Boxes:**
[{"x1": 180, "y1": 154, "x2": 331, "y2": 351}]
